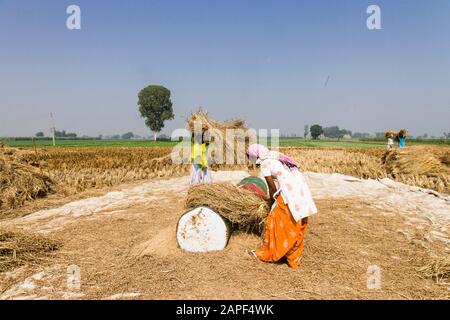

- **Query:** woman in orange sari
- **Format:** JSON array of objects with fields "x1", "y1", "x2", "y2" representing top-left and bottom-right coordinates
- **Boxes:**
[{"x1": 247, "y1": 144, "x2": 318, "y2": 269}]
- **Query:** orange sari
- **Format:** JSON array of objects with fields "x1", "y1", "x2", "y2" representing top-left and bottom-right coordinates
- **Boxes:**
[{"x1": 256, "y1": 196, "x2": 308, "y2": 269}]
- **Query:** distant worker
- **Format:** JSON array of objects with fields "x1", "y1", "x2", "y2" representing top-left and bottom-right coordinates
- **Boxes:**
[
  {"x1": 190, "y1": 132, "x2": 212, "y2": 184},
  {"x1": 385, "y1": 131, "x2": 394, "y2": 150},
  {"x1": 398, "y1": 129, "x2": 407, "y2": 148},
  {"x1": 247, "y1": 144, "x2": 317, "y2": 269}
]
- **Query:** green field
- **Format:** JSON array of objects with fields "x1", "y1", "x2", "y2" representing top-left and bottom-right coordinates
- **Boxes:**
[{"x1": 2, "y1": 137, "x2": 448, "y2": 149}]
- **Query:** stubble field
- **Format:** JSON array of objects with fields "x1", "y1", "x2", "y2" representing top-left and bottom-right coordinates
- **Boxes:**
[{"x1": 0, "y1": 143, "x2": 448, "y2": 300}]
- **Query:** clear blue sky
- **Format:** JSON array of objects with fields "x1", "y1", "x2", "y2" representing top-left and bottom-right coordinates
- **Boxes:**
[{"x1": 1, "y1": 0, "x2": 449, "y2": 137}]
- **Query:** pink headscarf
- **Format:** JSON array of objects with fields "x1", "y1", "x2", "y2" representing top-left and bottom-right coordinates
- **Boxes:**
[
  {"x1": 247, "y1": 144, "x2": 299, "y2": 170},
  {"x1": 247, "y1": 144, "x2": 269, "y2": 160}
]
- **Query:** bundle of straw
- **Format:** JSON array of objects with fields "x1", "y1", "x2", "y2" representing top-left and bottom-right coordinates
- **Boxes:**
[
  {"x1": 384, "y1": 131, "x2": 396, "y2": 139},
  {"x1": 0, "y1": 155, "x2": 53, "y2": 211},
  {"x1": 0, "y1": 227, "x2": 59, "y2": 272},
  {"x1": 398, "y1": 129, "x2": 407, "y2": 138},
  {"x1": 382, "y1": 147, "x2": 449, "y2": 177},
  {"x1": 187, "y1": 110, "x2": 251, "y2": 165},
  {"x1": 186, "y1": 183, "x2": 269, "y2": 232},
  {"x1": 187, "y1": 109, "x2": 246, "y2": 133}
]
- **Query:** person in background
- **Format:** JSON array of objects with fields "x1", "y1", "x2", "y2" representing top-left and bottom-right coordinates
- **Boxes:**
[
  {"x1": 190, "y1": 132, "x2": 212, "y2": 184},
  {"x1": 385, "y1": 131, "x2": 394, "y2": 150},
  {"x1": 398, "y1": 129, "x2": 407, "y2": 148},
  {"x1": 247, "y1": 144, "x2": 317, "y2": 269}
]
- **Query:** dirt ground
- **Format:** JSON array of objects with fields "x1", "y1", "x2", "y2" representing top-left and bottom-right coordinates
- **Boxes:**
[{"x1": 0, "y1": 171, "x2": 448, "y2": 300}]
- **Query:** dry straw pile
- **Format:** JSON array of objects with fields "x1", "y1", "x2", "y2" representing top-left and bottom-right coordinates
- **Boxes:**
[
  {"x1": 382, "y1": 147, "x2": 449, "y2": 177},
  {"x1": 419, "y1": 256, "x2": 450, "y2": 285},
  {"x1": 186, "y1": 183, "x2": 269, "y2": 232},
  {"x1": 382, "y1": 146, "x2": 450, "y2": 193},
  {"x1": 0, "y1": 227, "x2": 59, "y2": 272},
  {"x1": 0, "y1": 151, "x2": 53, "y2": 211}
]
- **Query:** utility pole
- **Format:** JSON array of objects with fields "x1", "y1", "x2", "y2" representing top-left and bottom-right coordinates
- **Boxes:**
[{"x1": 50, "y1": 113, "x2": 56, "y2": 146}]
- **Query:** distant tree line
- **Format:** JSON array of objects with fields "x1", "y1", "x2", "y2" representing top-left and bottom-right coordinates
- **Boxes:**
[
  {"x1": 322, "y1": 126, "x2": 352, "y2": 139},
  {"x1": 352, "y1": 132, "x2": 372, "y2": 139},
  {"x1": 34, "y1": 131, "x2": 164, "y2": 140},
  {"x1": 307, "y1": 125, "x2": 353, "y2": 140},
  {"x1": 35, "y1": 130, "x2": 77, "y2": 138},
  {"x1": 55, "y1": 130, "x2": 77, "y2": 138}
]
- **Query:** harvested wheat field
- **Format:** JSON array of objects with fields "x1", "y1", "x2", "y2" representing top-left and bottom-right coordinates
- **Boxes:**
[
  {"x1": 0, "y1": 147, "x2": 189, "y2": 219},
  {"x1": 1, "y1": 145, "x2": 449, "y2": 300},
  {"x1": 1, "y1": 145, "x2": 448, "y2": 220},
  {"x1": 283, "y1": 146, "x2": 449, "y2": 194},
  {"x1": 0, "y1": 169, "x2": 448, "y2": 300}
]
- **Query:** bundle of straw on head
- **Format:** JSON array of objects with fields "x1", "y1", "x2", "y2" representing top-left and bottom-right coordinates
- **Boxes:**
[
  {"x1": 186, "y1": 183, "x2": 269, "y2": 232},
  {"x1": 398, "y1": 129, "x2": 407, "y2": 138},
  {"x1": 187, "y1": 109, "x2": 251, "y2": 166},
  {"x1": 187, "y1": 109, "x2": 246, "y2": 133},
  {"x1": 385, "y1": 131, "x2": 395, "y2": 139}
]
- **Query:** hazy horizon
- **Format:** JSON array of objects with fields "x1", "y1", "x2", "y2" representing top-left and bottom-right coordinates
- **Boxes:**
[{"x1": 1, "y1": 0, "x2": 449, "y2": 138}]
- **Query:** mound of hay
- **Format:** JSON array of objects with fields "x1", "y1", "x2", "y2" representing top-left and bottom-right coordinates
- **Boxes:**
[
  {"x1": 418, "y1": 256, "x2": 450, "y2": 285},
  {"x1": 0, "y1": 227, "x2": 59, "y2": 272},
  {"x1": 186, "y1": 183, "x2": 269, "y2": 232},
  {"x1": 382, "y1": 147, "x2": 449, "y2": 177},
  {"x1": 0, "y1": 154, "x2": 53, "y2": 211}
]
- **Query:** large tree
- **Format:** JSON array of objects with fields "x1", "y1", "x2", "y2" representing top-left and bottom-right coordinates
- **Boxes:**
[
  {"x1": 310, "y1": 124, "x2": 323, "y2": 140},
  {"x1": 138, "y1": 85, "x2": 174, "y2": 141}
]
